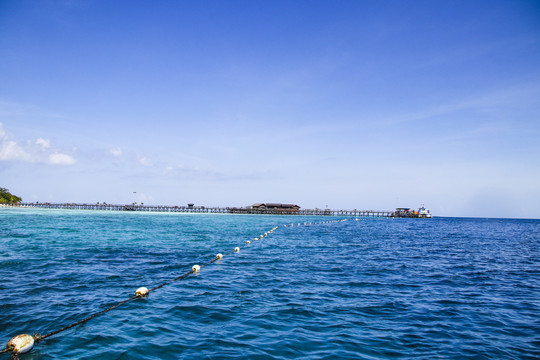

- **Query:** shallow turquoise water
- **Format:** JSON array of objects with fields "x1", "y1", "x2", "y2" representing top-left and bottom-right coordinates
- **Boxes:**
[{"x1": 1, "y1": 208, "x2": 539, "y2": 359}]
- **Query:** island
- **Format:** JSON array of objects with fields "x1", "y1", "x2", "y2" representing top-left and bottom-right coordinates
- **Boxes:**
[{"x1": 0, "y1": 188, "x2": 22, "y2": 203}]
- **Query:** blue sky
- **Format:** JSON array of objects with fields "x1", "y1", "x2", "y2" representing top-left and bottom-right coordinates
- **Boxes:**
[{"x1": 1, "y1": 0, "x2": 539, "y2": 218}]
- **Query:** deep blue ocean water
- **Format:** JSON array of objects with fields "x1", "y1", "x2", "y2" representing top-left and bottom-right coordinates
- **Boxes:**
[{"x1": 1, "y1": 208, "x2": 539, "y2": 359}]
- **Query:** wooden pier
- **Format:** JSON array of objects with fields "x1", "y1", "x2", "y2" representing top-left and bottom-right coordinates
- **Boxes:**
[{"x1": 9, "y1": 203, "x2": 398, "y2": 217}]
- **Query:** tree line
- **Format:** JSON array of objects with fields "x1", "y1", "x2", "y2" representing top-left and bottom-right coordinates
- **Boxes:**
[{"x1": 0, "y1": 188, "x2": 22, "y2": 203}]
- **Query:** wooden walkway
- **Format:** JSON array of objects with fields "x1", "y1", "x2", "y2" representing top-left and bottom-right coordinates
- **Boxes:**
[{"x1": 11, "y1": 203, "x2": 396, "y2": 217}]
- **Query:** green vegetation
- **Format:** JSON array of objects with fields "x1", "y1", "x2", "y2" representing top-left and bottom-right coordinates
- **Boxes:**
[{"x1": 0, "y1": 188, "x2": 22, "y2": 203}]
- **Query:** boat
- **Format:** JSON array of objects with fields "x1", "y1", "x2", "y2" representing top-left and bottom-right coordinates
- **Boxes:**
[{"x1": 418, "y1": 205, "x2": 432, "y2": 218}]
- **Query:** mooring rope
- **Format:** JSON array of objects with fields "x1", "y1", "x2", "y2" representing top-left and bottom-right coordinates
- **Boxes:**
[
  {"x1": 1, "y1": 219, "x2": 359, "y2": 355},
  {"x1": 35, "y1": 294, "x2": 139, "y2": 343}
]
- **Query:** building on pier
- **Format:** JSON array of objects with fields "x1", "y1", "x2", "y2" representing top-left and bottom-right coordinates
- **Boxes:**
[
  {"x1": 395, "y1": 208, "x2": 411, "y2": 216},
  {"x1": 251, "y1": 203, "x2": 300, "y2": 212}
]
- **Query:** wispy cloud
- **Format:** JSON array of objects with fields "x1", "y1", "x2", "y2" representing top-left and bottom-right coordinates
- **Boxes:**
[
  {"x1": 376, "y1": 81, "x2": 540, "y2": 127},
  {"x1": 138, "y1": 156, "x2": 152, "y2": 167},
  {"x1": 110, "y1": 147, "x2": 123, "y2": 157},
  {"x1": 161, "y1": 163, "x2": 269, "y2": 182},
  {"x1": 0, "y1": 100, "x2": 67, "y2": 120},
  {"x1": 49, "y1": 153, "x2": 76, "y2": 165},
  {"x1": 36, "y1": 138, "x2": 51, "y2": 148},
  {"x1": 0, "y1": 122, "x2": 77, "y2": 165}
]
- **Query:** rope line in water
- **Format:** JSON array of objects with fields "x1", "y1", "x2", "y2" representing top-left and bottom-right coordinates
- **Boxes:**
[
  {"x1": 36, "y1": 295, "x2": 139, "y2": 343},
  {"x1": 1, "y1": 219, "x2": 362, "y2": 356}
]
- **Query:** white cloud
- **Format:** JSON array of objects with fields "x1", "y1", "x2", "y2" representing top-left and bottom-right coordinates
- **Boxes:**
[
  {"x1": 0, "y1": 139, "x2": 32, "y2": 161},
  {"x1": 0, "y1": 122, "x2": 76, "y2": 165},
  {"x1": 36, "y1": 137, "x2": 51, "y2": 148},
  {"x1": 110, "y1": 147, "x2": 122, "y2": 157},
  {"x1": 0, "y1": 123, "x2": 31, "y2": 161},
  {"x1": 49, "y1": 153, "x2": 77, "y2": 165}
]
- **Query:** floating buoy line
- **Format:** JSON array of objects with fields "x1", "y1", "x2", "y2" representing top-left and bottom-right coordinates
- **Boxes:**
[{"x1": 1, "y1": 217, "x2": 374, "y2": 357}]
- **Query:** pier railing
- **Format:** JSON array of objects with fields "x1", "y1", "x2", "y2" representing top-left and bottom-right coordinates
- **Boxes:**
[{"x1": 6, "y1": 203, "x2": 398, "y2": 217}]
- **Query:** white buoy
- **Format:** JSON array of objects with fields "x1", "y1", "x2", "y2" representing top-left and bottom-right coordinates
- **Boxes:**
[
  {"x1": 192, "y1": 264, "x2": 200, "y2": 272},
  {"x1": 254, "y1": 237, "x2": 258, "y2": 241},
  {"x1": 260, "y1": 235, "x2": 263, "y2": 238},
  {"x1": 7, "y1": 334, "x2": 34, "y2": 354},
  {"x1": 216, "y1": 253, "x2": 223, "y2": 260},
  {"x1": 234, "y1": 247, "x2": 240, "y2": 252},
  {"x1": 246, "y1": 240, "x2": 251, "y2": 244},
  {"x1": 135, "y1": 287, "x2": 149, "y2": 297},
  {"x1": 264, "y1": 232, "x2": 267, "y2": 236}
]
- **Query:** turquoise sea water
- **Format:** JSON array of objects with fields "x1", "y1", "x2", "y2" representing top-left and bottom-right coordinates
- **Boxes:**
[{"x1": 1, "y1": 208, "x2": 539, "y2": 359}]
